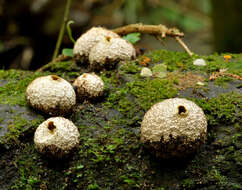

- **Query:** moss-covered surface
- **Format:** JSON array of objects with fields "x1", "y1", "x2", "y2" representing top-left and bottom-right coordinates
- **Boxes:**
[{"x1": 0, "y1": 50, "x2": 241, "y2": 189}]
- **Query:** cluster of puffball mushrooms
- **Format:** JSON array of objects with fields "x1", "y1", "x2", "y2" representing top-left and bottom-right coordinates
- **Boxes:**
[
  {"x1": 73, "y1": 27, "x2": 136, "y2": 70},
  {"x1": 26, "y1": 27, "x2": 207, "y2": 159},
  {"x1": 26, "y1": 73, "x2": 105, "y2": 158}
]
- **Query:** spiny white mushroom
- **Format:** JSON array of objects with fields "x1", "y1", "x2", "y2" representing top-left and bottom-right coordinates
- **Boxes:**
[
  {"x1": 26, "y1": 75, "x2": 76, "y2": 116},
  {"x1": 141, "y1": 98, "x2": 207, "y2": 158},
  {"x1": 73, "y1": 27, "x2": 120, "y2": 62},
  {"x1": 89, "y1": 36, "x2": 136, "y2": 70},
  {"x1": 73, "y1": 73, "x2": 104, "y2": 100},
  {"x1": 34, "y1": 117, "x2": 80, "y2": 158}
]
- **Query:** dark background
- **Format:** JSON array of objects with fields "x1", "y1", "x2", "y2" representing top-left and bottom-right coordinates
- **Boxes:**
[{"x1": 0, "y1": 0, "x2": 241, "y2": 70}]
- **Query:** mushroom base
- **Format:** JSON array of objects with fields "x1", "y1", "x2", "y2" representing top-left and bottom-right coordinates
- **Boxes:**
[
  {"x1": 142, "y1": 133, "x2": 206, "y2": 159},
  {"x1": 73, "y1": 53, "x2": 90, "y2": 64},
  {"x1": 26, "y1": 100, "x2": 74, "y2": 116},
  {"x1": 76, "y1": 89, "x2": 104, "y2": 101},
  {"x1": 90, "y1": 58, "x2": 122, "y2": 71},
  {"x1": 35, "y1": 144, "x2": 78, "y2": 159}
]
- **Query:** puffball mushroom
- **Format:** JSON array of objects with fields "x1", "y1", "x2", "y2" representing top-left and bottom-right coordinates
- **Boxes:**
[
  {"x1": 34, "y1": 117, "x2": 80, "y2": 158},
  {"x1": 73, "y1": 27, "x2": 120, "y2": 62},
  {"x1": 141, "y1": 98, "x2": 207, "y2": 158},
  {"x1": 73, "y1": 73, "x2": 104, "y2": 99},
  {"x1": 26, "y1": 75, "x2": 76, "y2": 116},
  {"x1": 89, "y1": 36, "x2": 136, "y2": 70}
]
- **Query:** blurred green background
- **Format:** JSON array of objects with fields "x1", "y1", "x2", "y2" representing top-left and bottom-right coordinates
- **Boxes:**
[{"x1": 0, "y1": 0, "x2": 241, "y2": 69}]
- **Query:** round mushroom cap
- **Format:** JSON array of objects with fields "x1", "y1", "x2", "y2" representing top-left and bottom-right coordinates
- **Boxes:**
[
  {"x1": 34, "y1": 117, "x2": 80, "y2": 158},
  {"x1": 26, "y1": 75, "x2": 76, "y2": 116},
  {"x1": 73, "y1": 27, "x2": 120, "y2": 62},
  {"x1": 141, "y1": 98, "x2": 207, "y2": 158},
  {"x1": 73, "y1": 73, "x2": 104, "y2": 99},
  {"x1": 89, "y1": 36, "x2": 136, "y2": 70}
]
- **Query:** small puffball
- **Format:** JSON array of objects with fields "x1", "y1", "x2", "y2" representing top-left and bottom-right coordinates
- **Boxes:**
[
  {"x1": 193, "y1": 58, "x2": 206, "y2": 66},
  {"x1": 73, "y1": 27, "x2": 120, "y2": 62},
  {"x1": 89, "y1": 36, "x2": 136, "y2": 70},
  {"x1": 73, "y1": 73, "x2": 104, "y2": 99},
  {"x1": 34, "y1": 117, "x2": 80, "y2": 158},
  {"x1": 140, "y1": 67, "x2": 152, "y2": 77},
  {"x1": 26, "y1": 75, "x2": 76, "y2": 116},
  {"x1": 141, "y1": 98, "x2": 207, "y2": 158}
]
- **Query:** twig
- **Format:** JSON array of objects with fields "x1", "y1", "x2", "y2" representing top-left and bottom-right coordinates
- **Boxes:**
[
  {"x1": 37, "y1": 55, "x2": 71, "y2": 72},
  {"x1": 209, "y1": 71, "x2": 242, "y2": 81},
  {"x1": 39, "y1": 23, "x2": 192, "y2": 72},
  {"x1": 51, "y1": 0, "x2": 72, "y2": 61},
  {"x1": 113, "y1": 23, "x2": 193, "y2": 56},
  {"x1": 113, "y1": 23, "x2": 184, "y2": 38},
  {"x1": 175, "y1": 37, "x2": 193, "y2": 56}
]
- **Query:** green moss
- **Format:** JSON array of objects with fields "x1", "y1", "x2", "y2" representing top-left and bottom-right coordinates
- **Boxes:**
[
  {"x1": 147, "y1": 50, "x2": 242, "y2": 75},
  {"x1": 1, "y1": 49, "x2": 242, "y2": 190},
  {"x1": 50, "y1": 61, "x2": 73, "y2": 71},
  {"x1": 182, "y1": 178, "x2": 195, "y2": 188},
  {"x1": 11, "y1": 143, "x2": 65, "y2": 190},
  {"x1": 214, "y1": 76, "x2": 233, "y2": 87},
  {"x1": 148, "y1": 50, "x2": 194, "y2": 72},
  {"x1": 0, "y1": 117, "x2": 4, "y2": 123},
  {"x1": 103, "y1": 76, "x2": 177, "y2": 127},
  {"x1": 43, "y1": 61, "x2": 80, "y2": 79},
  {"x1": 193, "y1": 92, "x2": 242, "y2": 126},
  {"x1": 55, "y1": 122, "x2": 142, "y2": 189},
  {"x1": 104, "y1": 61, "x2": 177, "y2": 124},
  {"x1": 205, "y1": 53, "x2": 242, "y2": 75},
  {"x1": 152, "y1": 64, "x2": 167, "y2": 78},
  {"x1": 87, "y1": 183, "x2": 101, "y2": 190},
  {"x1": 0, "y1": 68, "x2": 79, "y2": 106},
  {"x1": 3, "y1": 114, "x2": 44, "y2": 145},
  {"x1": 206, "y1": 166, "x2": 228, "y2": 186},
  {"x1": 0, "y1": 70, "x2": 50, "y2": 106},
  {"x1": 184, "y1": 92, "x2": 242, "y2": 189},
  {"x1": 119, "y1": 61, "x2": 141, "y2": 74},
  {"x1": 128, "y1": 78, "x2": 177, "y2": 110}
]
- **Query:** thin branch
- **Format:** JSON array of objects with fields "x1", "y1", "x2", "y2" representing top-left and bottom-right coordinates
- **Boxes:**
[
  {"x1": 175, "y1": 37, "x2": 193, "y2": 56},
  {"x1": 113, "y1": 23, "x2": 193, "y2": 56},
  {"x1": 37, "y1": 55, "x2": 71, "y2": 72},
  {"x1": 113, "y1": 23, "x2": 184, "y2": 38},
  {"x1": 52, "y1": 0, "x2": 72, "y2": 61},
  {"x1": 39, "y1": 23, "x2": 192, "y2": 72},
  {"x1": 209, "y1": 70, "x2": 242, "y2": 81}
]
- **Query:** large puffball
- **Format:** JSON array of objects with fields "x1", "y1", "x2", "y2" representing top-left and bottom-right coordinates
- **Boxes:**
[
  {"x1": 89, "y1": 36, "x2": 136, "y2": 70},
  {"x1": 34, "y1": 117, "x2": 80, "y2": 158},
  {"x1": 26, "y1": 75, "x2": 76, "y2": 116},
  {"x1": 141, "y1": 98, "x2": 207, "y2": 158},
  {"x1": 73, "y1": 27, "x2": 120, "y2": 62},
  {"x1": 73, "y1": 73, "x2": 104, "y2": 100}
]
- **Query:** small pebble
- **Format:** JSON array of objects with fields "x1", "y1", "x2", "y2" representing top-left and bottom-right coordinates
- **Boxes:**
[
  {"x1": 196, "y1": 82, "x2": 205, "y2": 86},
  {"x1": 193, "y1": 58, "x2": 206, "y2": 66},
  {"x1": 140, "y1": 67, "x2": 152, "y2": 77}
]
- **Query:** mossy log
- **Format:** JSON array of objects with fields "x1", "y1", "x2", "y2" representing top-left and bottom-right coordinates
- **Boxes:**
[{"x1": 0, "y1": 50, "x2": 241, "y2": 189}]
